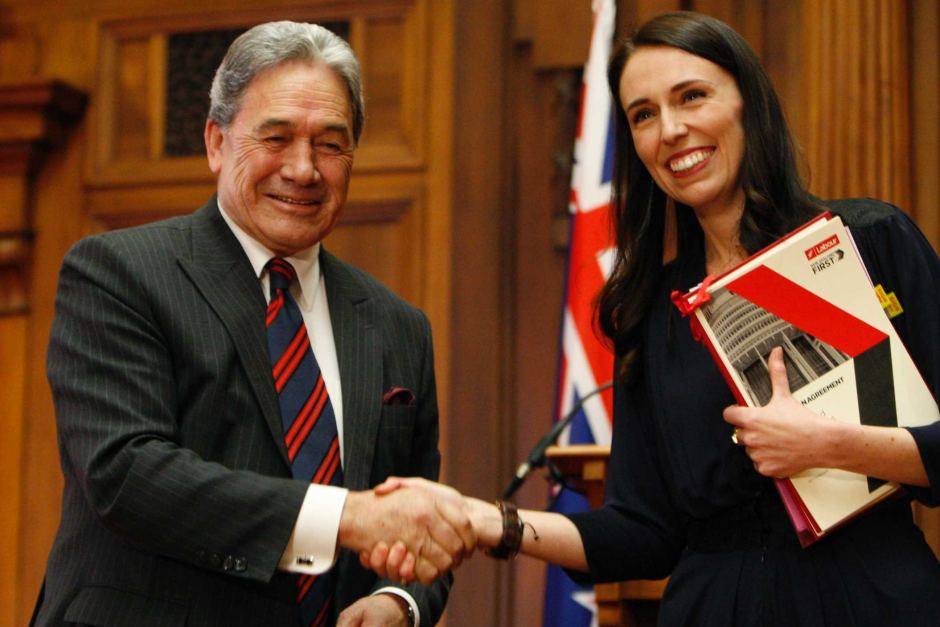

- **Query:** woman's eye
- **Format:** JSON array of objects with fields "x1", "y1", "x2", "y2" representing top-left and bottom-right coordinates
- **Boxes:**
[
  {"x1": 683, "y1": 89, "x2": 707, "y2": 103},
  {"x1": 631, "y1": 109, "x2": 654, "y2": 125}
]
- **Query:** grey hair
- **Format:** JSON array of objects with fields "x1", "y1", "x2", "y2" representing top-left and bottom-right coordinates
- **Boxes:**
[{"x1": 209, "y1": 21, "x2": 365, "y2": 144}]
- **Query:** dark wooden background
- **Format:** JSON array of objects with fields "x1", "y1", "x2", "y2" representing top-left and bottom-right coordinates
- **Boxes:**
[{"x1": 0, "y1": 1, "x2": 937, "y2": 625}]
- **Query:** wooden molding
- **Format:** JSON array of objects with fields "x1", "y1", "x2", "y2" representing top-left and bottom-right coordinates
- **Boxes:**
[
  {"x1": 0, "y1": 80, "x2": 87, "y2": 146},
  {"x1": 0, "y1": 79, "x2": 87, "y2": 314}
]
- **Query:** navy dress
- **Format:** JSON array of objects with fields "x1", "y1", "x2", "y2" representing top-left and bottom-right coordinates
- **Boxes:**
[{"x1": 568, "y1": 199, "x2": 940, "y2": 626}]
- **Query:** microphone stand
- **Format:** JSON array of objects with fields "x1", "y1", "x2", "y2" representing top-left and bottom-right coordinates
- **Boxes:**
[{"x1": 502, "y1": 381, "x2": 613, "y2": 499}]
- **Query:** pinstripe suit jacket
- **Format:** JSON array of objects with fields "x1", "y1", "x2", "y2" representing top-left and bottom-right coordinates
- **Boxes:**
[{"x1": 34, "y1": 198, "x2": 450, "y2": 626}]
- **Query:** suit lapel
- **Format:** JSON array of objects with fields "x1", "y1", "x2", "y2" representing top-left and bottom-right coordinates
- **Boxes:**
[
  {"x1": 321, "y1": 250, "x2": 382, "y2": 491},
  {"x1": 176, "y1": 199, "x2": 290, "y2": 465}
]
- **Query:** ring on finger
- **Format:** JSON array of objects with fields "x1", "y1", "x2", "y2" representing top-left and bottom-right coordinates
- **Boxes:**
[{"x1": 731, "y1": 428, "x2": 741, "y2": 445}]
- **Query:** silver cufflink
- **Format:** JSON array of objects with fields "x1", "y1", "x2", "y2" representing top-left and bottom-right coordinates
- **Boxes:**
[{"x1": 296, "y1": 555, "x2": 315, "y2": 566}]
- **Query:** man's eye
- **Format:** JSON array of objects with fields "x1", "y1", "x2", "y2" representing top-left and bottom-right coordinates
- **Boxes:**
[
  {"x1": 264, "y1": 136, "x2": 287, "y2": 144},
  {"x1": 317, "y1": 142, "x2": 344, "y2": 154}
]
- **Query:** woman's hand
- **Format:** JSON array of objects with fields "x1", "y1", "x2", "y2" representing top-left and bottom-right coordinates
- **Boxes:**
[{"x1": 723, "y1": 346, "x2": 835, "y2": 477}]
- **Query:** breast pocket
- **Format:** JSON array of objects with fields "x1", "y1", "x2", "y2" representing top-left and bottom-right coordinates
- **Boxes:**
[{"x1": 371, "y1": 405, "x2": 416, "y2": 479}]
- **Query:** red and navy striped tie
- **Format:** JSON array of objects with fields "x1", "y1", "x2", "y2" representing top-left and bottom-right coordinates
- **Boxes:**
[{"x1": 266, "y1": 257, "x2": 342, "y2": 627}]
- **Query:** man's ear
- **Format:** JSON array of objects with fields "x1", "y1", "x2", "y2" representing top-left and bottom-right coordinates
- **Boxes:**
[{"x1": 204, "y1": 119, "x2": 224, "y2": 175}]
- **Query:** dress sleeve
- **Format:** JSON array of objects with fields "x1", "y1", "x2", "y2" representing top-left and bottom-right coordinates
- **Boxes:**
[
  {"x1": 565, "y1": 376, "x2": 685, "y2": 583},
  {"x1": 849, "y1": 205, "x2": 940, "y2": 504}
]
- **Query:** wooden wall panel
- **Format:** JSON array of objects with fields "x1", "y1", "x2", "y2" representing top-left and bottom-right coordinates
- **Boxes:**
[
  {"x1": 911, "y1": 0, "x2": 940, "y2": 251},
  {"x1": 0, "y1": 80, "x2": 86, "y2": 626},
  {"x1": 800, "y1": 0, "x2": 911, "y2": 208},
  {"x1": 506, "y1": 55, "x2": 578, "y2": 627},
  {"x1": 692, "y1": 0, "x2": 765, "y2": 54},
  {"x1": 531, "y1": 0, "x2": 592, "y2": 68},
  {"x1": 112, "y1": 37, "x2": 153, "y2": 160},
  {"x1": 0, "y1": 316, "x2": 26, "y2": 627},
  {"x1": 328, "y1": 177, "x2": 424, "y2": 304},
  {"x1": 910, "y1": 0, "x2": 940, "y2": 556},
  {"x1": 18, "y1": 127, "x2": 89, "y2": 627}
]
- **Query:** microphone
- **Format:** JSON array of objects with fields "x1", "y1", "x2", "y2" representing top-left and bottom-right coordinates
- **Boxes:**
[{"x1": 502, "y1": 381, "x2": 614, "y2": 499}]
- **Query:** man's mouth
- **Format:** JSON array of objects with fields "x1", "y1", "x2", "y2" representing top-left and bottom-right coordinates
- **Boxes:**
[
  {"x1": 269, "y1": 194, "x2": 320, "y2": 206},
  {"x1": 668, "y1": 148, "x2": 714, "y2": 173}
]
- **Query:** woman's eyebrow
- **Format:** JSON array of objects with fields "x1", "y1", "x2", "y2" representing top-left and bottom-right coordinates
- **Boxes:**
[{"x1": 625, "y1": 78, "x2": 713, "y2": 111}]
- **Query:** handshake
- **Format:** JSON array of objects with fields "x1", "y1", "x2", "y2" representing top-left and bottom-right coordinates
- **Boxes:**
[{"x1": 339, "y1": 477, "x2": 503, "y2": 585}]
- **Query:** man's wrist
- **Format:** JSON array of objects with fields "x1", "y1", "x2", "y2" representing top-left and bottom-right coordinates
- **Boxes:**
[
  {"x1": 375, "y1": 590, "x2": 417, "y2": 627},
  {"x1": 337, "y1": 490, "x2": 368, "y2": 552},
  {"x1": 279, "y1": 484, "x2": 347, "y2": 574}
]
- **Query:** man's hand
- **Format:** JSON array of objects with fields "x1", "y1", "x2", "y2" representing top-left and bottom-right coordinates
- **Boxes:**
[
  {"x1": 340, "y1": 477, "x2": 475, "y2": 585},
  {"x1": 360, "y1": 479, "x2": 497, "y2": 582},
  {"x1": 723, "y1": 346, "x2": 832, "y2": 477},
  {"x1": 337, "y1": 593, "x2": 410, "y2": 627}
]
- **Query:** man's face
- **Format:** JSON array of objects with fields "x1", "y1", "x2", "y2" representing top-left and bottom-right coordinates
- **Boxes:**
[{"x1": 205, "y1": 60, "x2": 354, "y2": 256}]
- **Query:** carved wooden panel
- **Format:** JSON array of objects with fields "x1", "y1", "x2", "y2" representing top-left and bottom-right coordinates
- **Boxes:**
[
  {"x1": 88, "y1": 2, "x2": 426, "y2": 187},
  {"x1": 353, "y1": 6, "x2": 427, "y2": 170}
]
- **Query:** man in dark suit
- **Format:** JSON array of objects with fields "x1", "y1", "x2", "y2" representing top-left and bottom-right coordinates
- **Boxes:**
[{"x1": 34, "y1": 21, "x2": 471, "y2": 627}]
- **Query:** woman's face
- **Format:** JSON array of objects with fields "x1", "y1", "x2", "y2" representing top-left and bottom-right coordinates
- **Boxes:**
[{"x1": 619, "y1": 45, "x2": 746, "y2": 217}]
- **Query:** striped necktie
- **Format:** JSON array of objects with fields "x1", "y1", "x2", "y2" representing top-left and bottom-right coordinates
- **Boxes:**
[{"x1": 265, "y1": 257, "x2": 342, "y2": 627}]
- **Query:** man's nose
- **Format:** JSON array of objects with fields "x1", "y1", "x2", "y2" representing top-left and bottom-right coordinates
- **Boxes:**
[{"x1": 281, "y1": 142, "x2": 320, "y2": 185}]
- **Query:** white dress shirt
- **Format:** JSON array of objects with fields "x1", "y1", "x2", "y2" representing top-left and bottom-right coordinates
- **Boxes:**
[{"x1": 218, "y1": 205, "x2": 420, "y2": 624}]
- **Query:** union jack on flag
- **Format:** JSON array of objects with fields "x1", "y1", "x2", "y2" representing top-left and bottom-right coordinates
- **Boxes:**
[{"x1": 542, "y1": 1, "x2": 617, "y2": 626}]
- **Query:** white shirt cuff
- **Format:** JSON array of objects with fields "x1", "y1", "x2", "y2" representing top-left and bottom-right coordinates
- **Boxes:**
[
  {"x1": 279, "y1": 484, "x2": 348, "y2": 574},
  {"x1": 373, "y1": 587, "x2": 421, "y2": 627}
]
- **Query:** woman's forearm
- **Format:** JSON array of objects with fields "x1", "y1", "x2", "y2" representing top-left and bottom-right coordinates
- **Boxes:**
[
  {"x1": 822, "y1": 422, "x2": 928, "y2": 487},
  {"x1": 468, "y1": 497, "x2": 589, "y2": 571}
]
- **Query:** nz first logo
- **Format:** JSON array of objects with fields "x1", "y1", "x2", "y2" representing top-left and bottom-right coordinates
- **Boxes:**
[{"x1": 805, "y1": 234, "x2": 844, "y2": 274}]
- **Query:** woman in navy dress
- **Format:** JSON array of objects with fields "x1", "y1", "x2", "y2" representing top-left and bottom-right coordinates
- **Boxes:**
[{"x1": 373, "y1": 12, "x2": 940, "y2": 625}]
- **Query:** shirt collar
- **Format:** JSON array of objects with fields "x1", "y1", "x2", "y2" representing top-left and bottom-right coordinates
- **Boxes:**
[{"x1": 217, "y1": 201, "x2": 321, "y2": 306}]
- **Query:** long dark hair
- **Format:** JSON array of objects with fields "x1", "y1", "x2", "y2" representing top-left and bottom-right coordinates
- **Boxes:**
[{"x1": 597, "y1": 11, "x2": 822, "y2": 381}]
